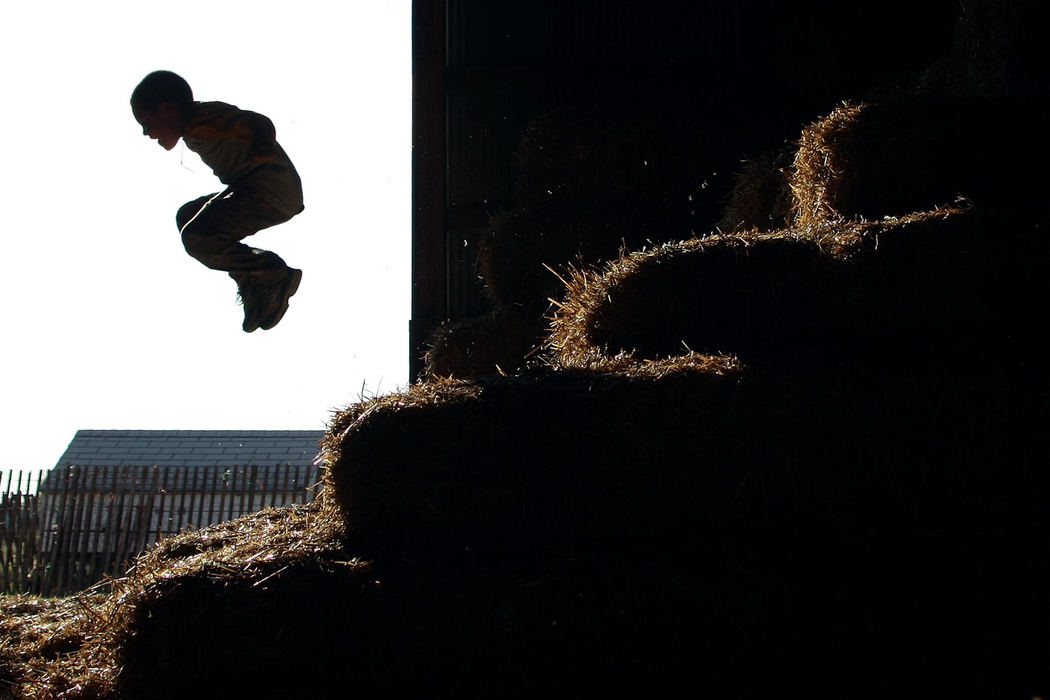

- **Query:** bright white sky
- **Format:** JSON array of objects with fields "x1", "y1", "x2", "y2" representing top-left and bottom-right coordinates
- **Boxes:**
[{"x1": 1, "y1": 2, "x2": 412, "y2": 471}]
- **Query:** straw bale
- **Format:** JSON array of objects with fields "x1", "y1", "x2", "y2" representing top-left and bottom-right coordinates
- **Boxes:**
[
  {"x1": 550, "y1": 178, "x2": 1048, "y2": 368},
  {"x1": 321, "y1": 362, "x2": 755, "y2": 558},
  {"x1": 422, "y1": 307, "x2": 546, "y2": 380},
  {"x1": 114, "y1": 554, "x2": 374, "y2": 698},
  {"x1": 0, "y1": 503, "x2": 347, "y2": 699},
  {"x1": 718, "y1": 94, "x2": 1049, "y2": 241},
  {"x1": 790, "y1": 97, "x2": 1049, "y2": 229},
  {"x1": 478, "y1": 208, "x2": 623, "y2": 311},
  {"x1": 716, "y1": 148, "x2": 794, "y2": 234},
  {"x1": 9, "y1": 489, "x2": 905, "y2": 696},
  {"x1": 546, "y1": 231, "x2": 834, "y2": 367},
  {"x1": 317, "y1": 355, "x2": 1050, "y2": 693},
  {"x1": 480, "y1": 198, "x2": 711, "y2": 313},
  {"x1": 114, "y1": 540, "x2": 818, "y2": 697}
]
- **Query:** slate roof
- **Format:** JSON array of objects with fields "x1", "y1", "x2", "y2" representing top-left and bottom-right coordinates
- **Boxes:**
[{"x1": 53, "y1": 430, "x2": 325, "y2": 469}]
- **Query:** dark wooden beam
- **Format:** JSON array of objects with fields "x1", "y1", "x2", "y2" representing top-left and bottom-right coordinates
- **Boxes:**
[{"x1": 411, "y1": 0, "x2": 447, "y2": 381}]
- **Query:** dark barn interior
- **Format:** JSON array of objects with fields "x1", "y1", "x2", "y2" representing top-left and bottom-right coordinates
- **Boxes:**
[{"x1": 411, "y1": 0, "x2": 968, "y2": 376}]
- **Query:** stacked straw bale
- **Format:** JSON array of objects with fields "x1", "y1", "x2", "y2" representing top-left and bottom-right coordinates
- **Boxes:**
[
  {"x1": 721, "y1": 96, "x2": 1049, "y2": 235},
  {"x1": 0, "y1": 503, "x2": 351, "y2": 699},
  {"x1": 788, "y1": 97, "x2": 1047, "y2": 228},
  {"x1": 549, "y1": 202, "x2": 1043, "y2": 369},
  {"x1": 323, "y1": 359, "x2": 751, "y2": 558},
  {"x1": 422, "y1": 307, "x2": 544, "y2": 379},
  {"x1": 716, "y1": 148, "x2": 795, "y2": 233},
  {"x1": 423, "y1": 105, "x2": 724, "y2": 380},
  {"x1": 576, "y1": 96, "x2": 1049, "y2": 371},
  {"x1": 317, "y1": 360, "x2": 1050, "y2": 694}
]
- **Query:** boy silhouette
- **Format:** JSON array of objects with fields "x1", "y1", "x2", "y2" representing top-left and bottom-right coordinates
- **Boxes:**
[{"x1": 131, "y1": 70, "x2": 304, "y2": 332}]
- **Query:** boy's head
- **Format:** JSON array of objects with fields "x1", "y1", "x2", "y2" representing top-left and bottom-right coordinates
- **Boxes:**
[{"x1": 131, "y1": 71, "x2": 193, "y2": 151}]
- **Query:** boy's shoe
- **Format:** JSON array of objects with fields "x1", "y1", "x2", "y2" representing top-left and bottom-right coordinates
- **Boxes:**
[
  {"x1": 258, "y1": 267, "x2": 302, "y2": 330},
  {"x1": 237, "y1": 280, "x2": 265, "y2": 333}
]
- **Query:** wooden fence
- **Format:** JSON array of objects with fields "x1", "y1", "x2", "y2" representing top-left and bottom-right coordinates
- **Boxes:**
[{"x1": 0, "y1": 464, "x2": 320, "y2": 597}]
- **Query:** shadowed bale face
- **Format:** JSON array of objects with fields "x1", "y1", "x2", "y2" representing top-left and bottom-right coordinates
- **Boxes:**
[
  {"x1": 553, "y1": 203, "x2": 1047, "y2": 369},
  {"x1": 790, "y1": 97, "x2": 1050, "y2": 227},
  {"x1": 323, "y1": 364, "x2": 755, "y2": 558},
  {"x1": 577, "y1": 236, "x2": 834, "y2": 361}
]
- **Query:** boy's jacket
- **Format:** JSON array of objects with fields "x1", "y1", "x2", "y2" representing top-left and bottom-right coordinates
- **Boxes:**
[{"x1": 184, "y1": 101, "x2": 303, "y2": 214}]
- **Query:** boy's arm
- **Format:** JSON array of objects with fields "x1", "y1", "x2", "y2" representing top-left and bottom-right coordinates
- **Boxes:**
[
  {"x1": 240, "y1": 111, "x2": 281, "y2": 166},
  {"x1": 186, "y1": 104, "x2": 282, "y2": 165}
]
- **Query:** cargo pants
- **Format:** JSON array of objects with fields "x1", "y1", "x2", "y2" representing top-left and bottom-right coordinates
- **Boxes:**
[{"x1": 175, "y1": 164, "x2": 304, "y2": 287}]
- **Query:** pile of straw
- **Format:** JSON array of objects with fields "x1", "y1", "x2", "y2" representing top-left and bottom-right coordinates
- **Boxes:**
[
  {"x1": 0, "y1": 503, "x2": 349, "y2": 698},
  {"x1": 322, "y1": 359, "x2": 746, "y2": 558},
  {"x1": 716, "y1": 148, "x2": 794, "y2": 233},
  {"x1": 426, "y1": 105, "x2": 725, "y2": 380},
  {"x1": 563, "y1": 92, "x2": 1049, "y2": 370},
  {"x1": 722, "y1": 96, "x2": 1049, "y2": 236},
  {"x1": 547, "y1": 201, "x2": 1032, "y2": 368},
  {"x1": 788, "y1": 97, "x2": 1046, "y2": 227},
  {"x1": 0, "y1": 593, "x2": 111, "y2": 698},
  {"x1": 421, "y1": 307, "x2": 545, "y2": 379}
]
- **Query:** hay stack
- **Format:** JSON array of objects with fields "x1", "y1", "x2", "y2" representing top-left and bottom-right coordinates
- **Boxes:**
[
  {"x1": 721, "y1": 96, "x2": 1050, "y2": 235},
  {"x1": 716, "y1": 148, "x2": 794, "y2": 233},
  {"x1": 438, "y1": 104, "x2": 725, "y2": 380},
  {"x1": 0, "y1": 503, "x2": 348, "y2": 699},
  {"x1": 790, "y1": 97, "x2": 1049, "y2": 228},
  {"x1": 573, "y1": 91, "x2": 1050, "y2": 370},
  {"x1": 421, "y1": 307, "x2": 545, "y2": 379},
  {"x1": 322, "y1": 358, "x2": 750, "y2": 558},
  {"x1": 548, "y1": 201, "x2": 1042, "y2": 368},
  {"x1": 321, "y1": 331, "x2": 1050, "y2": 696},
  {"x1": 9, "y1": 488, "x2": 951, "y2": 698}
]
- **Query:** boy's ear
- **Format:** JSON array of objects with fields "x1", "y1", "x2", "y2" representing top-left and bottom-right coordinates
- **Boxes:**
[{"x1": 158, "y1": 101, "x2": 184, "y2": 126}]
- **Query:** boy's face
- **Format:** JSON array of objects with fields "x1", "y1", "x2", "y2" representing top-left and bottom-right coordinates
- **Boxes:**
[{"x1": 134, "y1": 102, "x2": 183, "y2": 151}]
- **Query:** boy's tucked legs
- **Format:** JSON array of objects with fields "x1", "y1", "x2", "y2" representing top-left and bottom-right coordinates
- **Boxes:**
[
  {"x1": 176, "y1": 188, "x2": 292, "y2": 277},
  {"x1": 176, "y1": 185, "x2": 301, "y2": 332}
]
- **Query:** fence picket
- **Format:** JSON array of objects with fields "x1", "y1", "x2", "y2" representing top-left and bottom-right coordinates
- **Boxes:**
[{"x1": 0, "y1": 464, "x2": 319, "y2": 596}]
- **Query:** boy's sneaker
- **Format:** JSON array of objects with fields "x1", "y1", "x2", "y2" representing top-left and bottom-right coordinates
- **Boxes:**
[
  {"x1": 237, "y1": 280, "x2": 265, "y2": 333},
  {"x1": 258, "y1": 267, "x2": 302, "y2": 330}
]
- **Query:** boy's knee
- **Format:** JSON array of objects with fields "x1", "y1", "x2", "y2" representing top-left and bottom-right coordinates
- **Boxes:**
[
  {"x1": 181, "y1": 221, "x2": 228, "y2": 264},
  {"x1": 181, "y1": 225, "x2": 208, "y2": 260},
  {"x1": 176, "y1": 195, "x2": 214, "y2": 232}
]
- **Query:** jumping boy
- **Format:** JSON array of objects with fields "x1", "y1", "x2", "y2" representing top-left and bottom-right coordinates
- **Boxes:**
[{"x1": 131, "y1": 70, "x2": 304, "y2": 332}]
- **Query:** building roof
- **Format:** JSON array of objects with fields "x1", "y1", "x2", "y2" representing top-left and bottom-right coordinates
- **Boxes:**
[{"x1": 53, "y1": 430, "x2": 325, "y2": 469}]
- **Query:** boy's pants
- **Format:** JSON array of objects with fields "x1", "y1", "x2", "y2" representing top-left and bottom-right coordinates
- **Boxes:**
[{"x1": 176, "y1": 174, "x2": 303, "y2": 287}]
